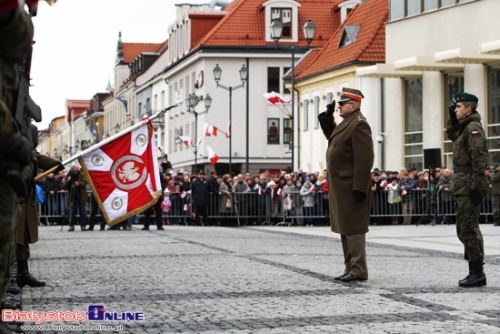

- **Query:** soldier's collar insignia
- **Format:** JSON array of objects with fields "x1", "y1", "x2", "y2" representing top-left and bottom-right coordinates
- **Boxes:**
[{"x1": 357, "y1": 116, "x2": 363, "y2": 122}]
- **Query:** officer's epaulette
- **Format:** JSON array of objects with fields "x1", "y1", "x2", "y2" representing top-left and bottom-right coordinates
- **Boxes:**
[{"x1": 357, "y1": 116, "x2": 364, "y2": 122}]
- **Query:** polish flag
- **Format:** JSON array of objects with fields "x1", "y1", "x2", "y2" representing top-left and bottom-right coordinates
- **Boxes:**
[
  {"x1": 180, "y1": 191, "x2": 186, "y2": 199},
  {"x1": 204, "y1": 122, "x2": 218, "y2": 137},
  {"x1": 310, "y1": 185, "x2": 316, "y2": 192},
  {"x1": 258, "y1": 187, "x2": 263, "y2": 195},
  {"x1": 206, "y1": 146, "x2": 219, "y2": 165},
  {"x1": 179, "y1": 135, "x2": 192, "y2": 147},
  {"x1": 380, "y1": 180, "x2": 388, "y2": 188},
  {"x1": 277, "y1": 188, "x2": 283, "y2": 196},
  {"x1": 402, "y1": 190, "x2": 407, "y2": 196},
  {"x1": 263, "y1": 92, "x2": 292, "y2": 104},
  {"x1": 226, "y1": 122, "x2": 230, "y2": 138}
]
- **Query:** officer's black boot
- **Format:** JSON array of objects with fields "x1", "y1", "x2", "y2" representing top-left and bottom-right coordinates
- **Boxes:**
[
  {"x1": 16, "y1": 260, "x2": 46, "y2": 288},
  {"x1": 100, "y1": 222, "x2": 106, "y2": 231},
  {"x1": 458, "y1": 261, "x2": 473, "y2": 285},
  {"x1": 459, "y1": 261, "x2": 486, "y2": 287}
]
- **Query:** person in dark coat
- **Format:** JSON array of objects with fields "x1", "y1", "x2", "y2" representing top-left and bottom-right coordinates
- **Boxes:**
[
  {"x1": 207, "y1": 169, "x2": 220, "y2": 225},
  {"x1": 143, "y1": 170, "x2": 166, "y2": 230},
  {"x1": 63, "y1": 165, "x2": 89, "y2": 231},
  {"x1": 318, "y1": 88, "x2": 374, "y2": 282},
  {"x1": 17, "y1": 152, "x2": 63, "y2": 288},
  {"x1": 43, "y1": 172, "x2": 60, "y2": 225},
  {"x1": 191, "y1": 170, "x2": 210, "y2": 225}
]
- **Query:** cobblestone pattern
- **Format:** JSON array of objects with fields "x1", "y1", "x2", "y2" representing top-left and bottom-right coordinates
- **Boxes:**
[{"x1": 18, "y1": 225, "x2": 500, "y2": 333}]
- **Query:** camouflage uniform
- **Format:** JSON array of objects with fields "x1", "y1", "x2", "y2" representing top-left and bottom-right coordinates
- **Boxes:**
[
  {"x1": 0, "y1": 9, "x2": 34, "y2": 309},
  {"x1": 446, "y1": 112, "x2": 489, "y2": 263},
  {"x1": 489, "y1": 169, "x2": 500, "y2": 224}
]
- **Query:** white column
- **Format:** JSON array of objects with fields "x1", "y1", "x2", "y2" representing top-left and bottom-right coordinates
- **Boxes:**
[
  {"x1": 464, "y1": 64, "x2": 487, "y2": 121},
  {"x1": 422, "y1": 71, "x2": 443, "y2": 149},
  {"x1": 384, "y1": 78, "x2": 404, "y2": 170}
]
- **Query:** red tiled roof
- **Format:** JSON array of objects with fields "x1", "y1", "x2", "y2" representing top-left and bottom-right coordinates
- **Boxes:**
[
  {"x1": 156, "y1": 40, "x2": 169, "y2": 54},
  {"x1": 196, "y1": 0, "x2": 344, "y2": 48},
  {"x1": 294, "y1": 0, "x2": 388, "y2": 81},
  {"x1": 123, "y1": 43, "x2": 163, "y2": 63}
]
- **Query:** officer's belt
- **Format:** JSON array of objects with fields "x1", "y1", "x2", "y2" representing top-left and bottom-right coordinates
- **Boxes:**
[{"x1": 454, "y1": 166, "x2": 472, "y2": 173}]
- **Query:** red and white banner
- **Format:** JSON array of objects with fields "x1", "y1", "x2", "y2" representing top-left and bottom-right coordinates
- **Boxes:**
[
  {"x1": 263, "y1": 91, "x2": 292, "y2": 104},
  {"x1": 204, "y1": 122, "x2": 218, "y2": 137},
  {"x1": 206, "y1": 146, "x2": 219, "y2": 165},
  {"x1": 78, "y1": 122, "x2": 162, "y2": 226},
  {"x1": 179, "y1": 135, "x2": 192, "y2": 147}
]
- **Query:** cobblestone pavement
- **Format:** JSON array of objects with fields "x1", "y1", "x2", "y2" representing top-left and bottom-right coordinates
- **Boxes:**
[{"x1": 18, "y1": 224, "x2": 500, "y2": 333}]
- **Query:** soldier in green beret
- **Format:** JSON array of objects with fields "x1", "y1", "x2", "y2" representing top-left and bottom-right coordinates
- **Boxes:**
[{"x1": 446, "y1": 92, "x2": 489, "y2": 287}]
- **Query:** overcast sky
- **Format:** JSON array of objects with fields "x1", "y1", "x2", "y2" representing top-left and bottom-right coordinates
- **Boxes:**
[{"x1": 30, "y1": 0, "x2": 213, "y2": 129}]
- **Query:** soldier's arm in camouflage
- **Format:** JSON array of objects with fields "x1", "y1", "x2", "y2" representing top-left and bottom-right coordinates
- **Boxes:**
[
  {"x1": 445, "y1": 115, "x2": 460, "y2": 142},
  {"x1": 468, "y1": 125, "x2": 489, "y2": 192},
  {"x1": 0, "y1": 9, "x2": 33, "y2": 65}
]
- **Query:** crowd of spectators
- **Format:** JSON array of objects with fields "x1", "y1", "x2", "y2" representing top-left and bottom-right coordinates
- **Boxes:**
[{"x1": 33, "y1": 164, "x2": 500, "y2": 228}]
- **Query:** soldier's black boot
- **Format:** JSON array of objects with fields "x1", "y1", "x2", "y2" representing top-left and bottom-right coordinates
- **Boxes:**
[
  {"x1": 459, "y1": 261, "x2": 486, "y2": 287},
  {"x1": 16, "y1": 260, "x2": 46, "y2": 288}
]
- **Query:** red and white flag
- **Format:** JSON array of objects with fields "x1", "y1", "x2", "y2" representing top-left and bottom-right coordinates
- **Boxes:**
[
  {"x1": 206, "y1": 146, "x2": 219, "y2": 165},
  {"x1": 204, "y1": 122, "x2": 218, "y2": 137},
  {"x1": 179, "y1": 135, "x2": 192, "y2": 147},
  {"x1": 258, "y1": 187, "x2": 263, "y2": 195},
  {"x1": 402, "y1": 190, "x2": 407, "y2": 196},
  {"x1": 226, "y1": 121, "x2": 230, "y2": 138},
  {"x1": 78, "y1": 122, "x2": 161, "y2": 227},
  {"x1": 277, "y1": 188, "x2": 283, "y2": 196},
  {"x1": 380, "y1": 180, "x2": 388, "y2": 188},
  {"x1": 180, "y1": 191, "x2": 186, "y2": 199},
  {"x1": 310, "y1": 185, "x2": 316, "y2": 192},
  {"x1": 263, "y1": 91, "x2": 292, "y2": 104}
]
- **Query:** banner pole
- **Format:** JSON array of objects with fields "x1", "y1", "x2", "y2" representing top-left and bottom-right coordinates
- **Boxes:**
[{"x1": 61, "y1": 104, "x2": 177, "y2": 166}]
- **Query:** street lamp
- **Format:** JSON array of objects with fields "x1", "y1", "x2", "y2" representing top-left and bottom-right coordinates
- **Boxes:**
[
  {"x1": 187, "y1": 93, "x2": 211, "y2": 173},
  {"x1": 270, "y1": 18, "x2": 316, "y2": 172},
  {"x1": 115, "y1": 123, "x2": 120, "y2": 134},
  {"x1": 213, "y1": 63, "x2": 248, "y2": 175}
]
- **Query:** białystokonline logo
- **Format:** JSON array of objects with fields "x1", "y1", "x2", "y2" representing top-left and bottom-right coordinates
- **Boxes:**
[{"x1": 2, "y1": 304, "x2": 145, "y2": 324}]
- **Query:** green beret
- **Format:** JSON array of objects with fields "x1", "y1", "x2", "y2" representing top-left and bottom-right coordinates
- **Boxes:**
[{"x1": 453, "y1": 92, "x2": 478, "y2": 103}]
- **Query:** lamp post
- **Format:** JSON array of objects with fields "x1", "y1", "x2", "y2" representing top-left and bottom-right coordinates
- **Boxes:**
[
  {"x1": 213, "y1": 63, "x2": 248, "y2": 175},
  {"x1": 270, "y1": 18, "x2": 316, "y2": 172},
  {"x1": 187, "y1": 93, "x2": 212, "y2": 173}
]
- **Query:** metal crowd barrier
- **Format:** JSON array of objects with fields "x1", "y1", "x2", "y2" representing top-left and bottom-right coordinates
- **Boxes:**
[{"x1": 36, "y1": 189, "x2": 495, "y2": 226}]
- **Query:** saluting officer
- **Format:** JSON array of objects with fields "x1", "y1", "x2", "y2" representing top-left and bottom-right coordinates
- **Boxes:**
[
  {"x1": 318, "y1": 87, "x2": 374, "y2": 282},
  {"x1": 446, "y1": 92, "x2": 489, "y2": 287}
]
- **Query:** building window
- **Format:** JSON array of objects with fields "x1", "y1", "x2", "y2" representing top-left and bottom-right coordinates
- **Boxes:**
[
  {"x1": 404, "y1": 78, "x2": 423, "y2": 170},
  {"x1": 268, "y1": 67, "x2": 280, "y2": 93},
  {"x1": 303, "y1": 100, "x2": 309, "y2": 131},
  {"x1": 488, "y1": 67, "x2": 500, "y2": 164},
  {"x1": 339, "y1": 25, "x2": 360, "y2": 48},
  {"x1": 424, "y1": 0, "x2": 438, "y2": 11},
  {"x1": 283, "y1": 67, "x2": 291, "y2": 94},
  {"x1": 271, "y1": 8, "x2": 292, "y2": 38},
  {"x1": 314, "y1": 96, "x2": 320, "y2": 129},
  {"x1": 390, "y1": 0, "x2": 477, "y2": 21},
  {"x1": 284, "y1": 118, "x2": 291, "y2": 144},
  {"x1": 407, "y1": 0, "x2": 421, "y2": 16}
]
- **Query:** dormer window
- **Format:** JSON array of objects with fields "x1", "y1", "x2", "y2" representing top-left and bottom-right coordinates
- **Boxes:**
[
  {"x1": 339, "y1": 25, "x2": 360, "y2": 48},
  {"x1": 264, "y1": 0, "x2": 301, "y2": 43},
  {"x1": 271, "y1": 8, "x2": 292, "y2": 38}
]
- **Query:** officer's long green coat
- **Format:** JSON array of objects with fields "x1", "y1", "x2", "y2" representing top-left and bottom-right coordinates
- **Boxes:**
[
  {"x1": 17, "y1": 153, "x2": 60, "y2": 246},
  {"x1": 318, "y1": 110, "x2": 374, "y2": 235}
]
